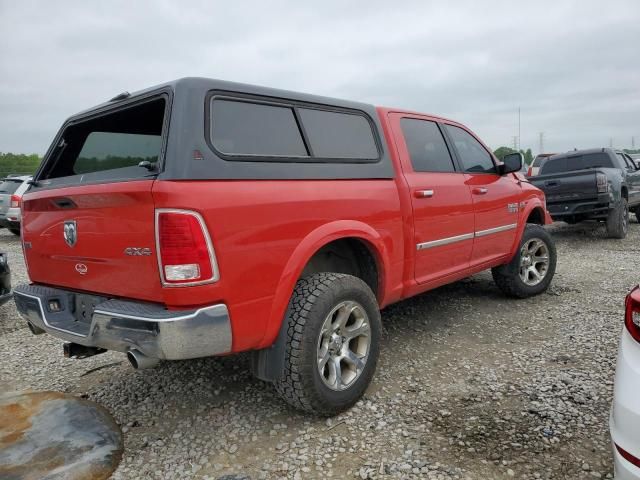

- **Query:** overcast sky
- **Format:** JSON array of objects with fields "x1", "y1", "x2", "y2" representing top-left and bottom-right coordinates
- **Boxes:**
[{"x1": 1, "y1": 0, "x2": 638, "y2": 156}]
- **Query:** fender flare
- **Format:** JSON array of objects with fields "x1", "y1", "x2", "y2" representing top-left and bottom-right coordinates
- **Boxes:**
[
  {"x1": 251, "y1": 220, "x2": 390, "y2": 381},
  {"x1": 509, "y1": 197, "x2": 550, "y2": 258}
]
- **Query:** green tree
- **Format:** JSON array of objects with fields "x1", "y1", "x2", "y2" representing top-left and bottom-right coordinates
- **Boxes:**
[
  {"x1": 0, "y1": 152, "x2": 42, "y2": 177},
  {"x1": 493, "y1": 146, "x2": 534, "y2": 165},
  {"x1": 493, "y1": 146, "x2": 517, "y2": 160}
]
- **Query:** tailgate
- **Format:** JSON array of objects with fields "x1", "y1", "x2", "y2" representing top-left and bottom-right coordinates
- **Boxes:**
[
  {"x1": 21, "y1": 92, "x2": 170, "y2": 302},
  {"x1": 22, "y1": 180, "x2": 162, "y2": 302},
  {"x1": 529, "y1": 170, "x2": 599, "y2": 204}
]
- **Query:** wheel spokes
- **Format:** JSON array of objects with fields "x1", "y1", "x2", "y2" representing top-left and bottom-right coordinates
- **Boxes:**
[
  {"x1": 519, "y1": 237, "x2": 550, "y2": 286},
  {"x1": 332, "y1": 302, "x2": 356, "y2": 331},
  {"x1": 317, "y1": 300, "x2": 371, "y2": 391},
  {"x1": 343, "y1": 320, "x2": 370, "y2": 340},
  {"x1": 343, "y1": 349, "x2": 365, "y2": 373}
]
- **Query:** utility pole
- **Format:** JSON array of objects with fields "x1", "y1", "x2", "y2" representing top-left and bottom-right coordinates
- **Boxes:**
[
  {"x1": 539, "y1": 132, "x2": 544, "y2": 154},
  {"x1": 512, "y1": 136, "x2": 518, "y2": 150},
  {"x1": 633, "y1": 136, "x2": 636, "y2": 149}
]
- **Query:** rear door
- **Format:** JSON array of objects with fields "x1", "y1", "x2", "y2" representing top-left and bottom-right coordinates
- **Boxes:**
[
  {"x1": 389, "y1": 113, "x2": 474, "y2": 284},
  {"x1": 22, "y1": 94, "x2": 169, "y2": 302},
  {"x1": 443, "y1": 124, "x2": 521, "y2": 266}
]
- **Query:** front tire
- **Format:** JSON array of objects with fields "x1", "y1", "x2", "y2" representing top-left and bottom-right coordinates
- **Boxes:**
[
  {"x1": 606, "y1": 198, "x2": 628, "y2": 239},
  {"x1": 492, "y1": 224, "x2": 557, "y2": 298},
  {"x1": 274, "y1": 273, "x2": 381, "y2": 416}
]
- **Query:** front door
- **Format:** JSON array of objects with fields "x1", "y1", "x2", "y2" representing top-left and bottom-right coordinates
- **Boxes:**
[
  {"x1": 390, "y1": 114, "x2": 475, "y2": 284},
  {"x1": 443, "y1": 123, "x2": 521, "y2": 266}
]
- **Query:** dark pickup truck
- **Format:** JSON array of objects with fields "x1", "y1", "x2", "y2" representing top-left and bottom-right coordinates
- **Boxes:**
[{"x1": 529, "y1": 148, "x2": 640, "y2": 238}]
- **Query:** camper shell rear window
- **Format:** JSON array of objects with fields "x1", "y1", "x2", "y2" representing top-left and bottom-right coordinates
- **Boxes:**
[{"x1": 37, "y1": 95, "x2": 168, "y2": 187}]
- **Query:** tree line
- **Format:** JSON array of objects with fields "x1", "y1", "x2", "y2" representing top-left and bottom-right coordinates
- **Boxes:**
[{"x1": 0, "y1": 152, "x2": 42, "y2": 177}]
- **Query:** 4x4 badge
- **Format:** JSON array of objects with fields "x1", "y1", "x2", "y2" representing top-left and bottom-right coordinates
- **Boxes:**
[{"x1": 63, "y1": 220, "x2": 77, "y2": 247}]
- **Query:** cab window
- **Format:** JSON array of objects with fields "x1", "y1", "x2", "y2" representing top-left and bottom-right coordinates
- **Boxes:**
[
  {"x1": 400, "y1": 118, "x2": 455, "y2": 172},
  {"x1": 445, "y1": 125, "x2": 496, "y2": 174}
]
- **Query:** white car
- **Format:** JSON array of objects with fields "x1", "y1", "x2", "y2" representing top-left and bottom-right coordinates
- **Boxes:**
[
  {"x1": 527, "y1": 154, "x2": 555, "y2": 177},
  {"x1": 611, "y1": 286, "x2": 640, "y2": 478}
]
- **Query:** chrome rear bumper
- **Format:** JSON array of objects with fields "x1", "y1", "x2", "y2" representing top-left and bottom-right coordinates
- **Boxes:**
[{"x1": 13, "y1": 284, "x2": 232, "y2": 360}]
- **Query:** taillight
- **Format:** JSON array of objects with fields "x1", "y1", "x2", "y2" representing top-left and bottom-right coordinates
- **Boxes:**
[
  {"x1": 155, "y1": 209, "x2": 219, "y2": 286},
  {"x1": 10, "y1": 194, "x2": 20, "y2": 208},
  {"x1": 596, "y1": 173, "x2": 609, "y2": 193},
  {"x1": 625, "y1": 286, "x2": 640, "y2": 342},
  {"x1": 527, "y1": 167, "x2": 533, "y2": 177}
]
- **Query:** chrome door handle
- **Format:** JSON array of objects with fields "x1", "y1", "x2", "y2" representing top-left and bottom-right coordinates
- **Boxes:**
[
  {"x1": 414, "y1": 189, "x2": 434, "y2": 198},
  {"x1": 472, "y1": 187, "x2": 488, "y2": 195}
]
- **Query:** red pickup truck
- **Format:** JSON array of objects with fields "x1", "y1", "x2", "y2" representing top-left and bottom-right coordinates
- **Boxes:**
[{"x1": 14, "y1": 78, "x2": 556, "y2": 415}]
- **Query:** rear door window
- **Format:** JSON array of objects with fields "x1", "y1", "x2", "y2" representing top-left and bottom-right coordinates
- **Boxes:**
[
  {"x1": 40, "y1": 96, "x2": 167, "y2": 186},
  {"x1": 400, "y1": 118, "x2": 455, "y2": 172},
  {"x1": 445, "y1": 125, "x2": 496, "y2": 174},
  {"x1": 617, "y1": 153, "x2": 635, "y2": 170}
]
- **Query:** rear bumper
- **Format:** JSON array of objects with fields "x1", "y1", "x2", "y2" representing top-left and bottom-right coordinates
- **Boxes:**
[
  {"x1": 0, "y1": 208, "x2": 20, "y2": 228},
  {"x1": 13, "y1": 284, "x2": 233, "y2": 360},
  {"x1": 546, "y1": 194, "x2": 612, "y2": 219}
]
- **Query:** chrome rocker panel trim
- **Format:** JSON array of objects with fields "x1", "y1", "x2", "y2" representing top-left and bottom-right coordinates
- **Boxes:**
[
  {"x1": 416, "y1": 223, "x2": 518, "y2": 250},
  {"x1": 13, "y1": 284, "x2": 232, "y2": 360}
]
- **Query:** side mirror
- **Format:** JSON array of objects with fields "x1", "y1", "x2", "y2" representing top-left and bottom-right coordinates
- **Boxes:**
[{"x1": 501, "y1": 152, "x2": 523, "y2": 175}]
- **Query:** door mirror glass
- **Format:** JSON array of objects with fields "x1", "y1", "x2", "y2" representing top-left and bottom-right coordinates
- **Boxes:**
[{"x1": 501, "y1": 152, "x2": 523, "y2": 175}]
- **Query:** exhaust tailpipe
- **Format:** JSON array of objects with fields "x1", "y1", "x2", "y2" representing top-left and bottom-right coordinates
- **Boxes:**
[
  {"x1": 27, "y1": 322, "x2": 45, "y2": 335},
  {"x1": 126, "y1": 349, "x2": 160, "y2": 370}
]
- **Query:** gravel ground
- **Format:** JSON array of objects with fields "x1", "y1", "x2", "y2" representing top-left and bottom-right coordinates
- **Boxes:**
[{"x1": 1, "y1": 221, "x2": 637, "y2": 480}]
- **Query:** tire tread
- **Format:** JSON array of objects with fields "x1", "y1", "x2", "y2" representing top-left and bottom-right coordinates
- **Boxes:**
[{"x1": 274, "y1": 273, "x2": 379, "y2": 415}]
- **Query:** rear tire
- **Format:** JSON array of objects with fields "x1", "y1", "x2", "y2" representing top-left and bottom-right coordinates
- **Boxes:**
[
  {"x1": 492, "y1": 224, "x2": 557, "y2": 298},
  {"x1": 274, "y1": 273, "x2": 381, "y2": 416},
  {"x1": 9, "y1": 228, "x2": 20, "y2": 236},
  {"x1": 606, "y1": 198, "x2": 628, "y2": 239}
]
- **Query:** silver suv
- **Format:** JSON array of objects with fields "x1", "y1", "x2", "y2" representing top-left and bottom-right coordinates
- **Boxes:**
[{"x1": 0, "y1": 175, "x2": 32, "y2": 235}]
